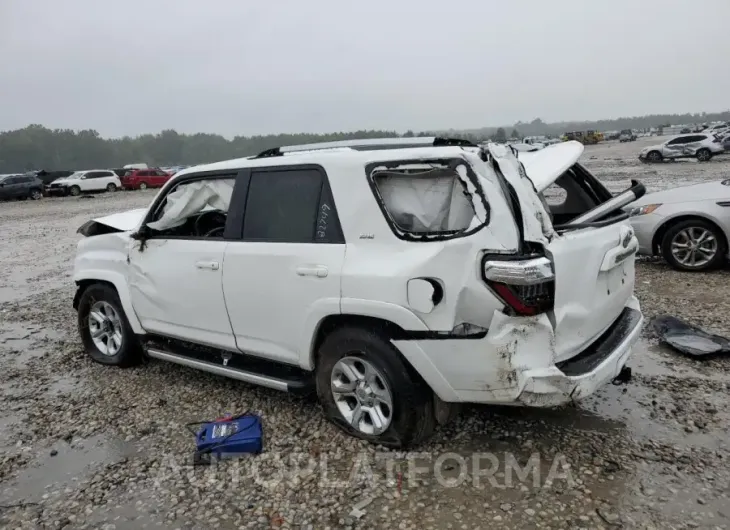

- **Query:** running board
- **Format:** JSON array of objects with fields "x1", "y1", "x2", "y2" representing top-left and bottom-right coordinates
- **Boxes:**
[{"x1": 146, "y1": 347, "x2": 309, "y2": 393}]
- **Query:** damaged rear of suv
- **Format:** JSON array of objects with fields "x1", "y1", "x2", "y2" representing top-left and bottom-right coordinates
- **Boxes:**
[{"x1": 72, "y1": 137, "x2": 644, "y2": 448}]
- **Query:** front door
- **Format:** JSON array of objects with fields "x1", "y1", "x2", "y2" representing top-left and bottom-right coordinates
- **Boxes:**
[
  {"x1": 127, "y1": 173, "x2": 241, "y2": 350},
  {"x1": 222, "y1": 166, "x2": 346, "y2": 366}
]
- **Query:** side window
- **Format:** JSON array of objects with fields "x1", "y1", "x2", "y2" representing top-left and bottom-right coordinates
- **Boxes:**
[
  {"x1": 242, "y1": 168, "x2": 343, "y2": 243},
  {"x1": 138, "y1": 170, "x2": 151, "y2": 177},
  {"x1": 667, "y1": 137, "x2": 688, "y2": 145},
  {"x1": 4, "y1": 177, "x2": 18, "y2": 185},
  {"x1": 157, "y1": 170, "x2": 168, "y2": 176},
  {"x1": 145, "y1": 176, "x2": 236, "y2": 239},
  {"x1": 368, "y1": 160, "x2": 486, "y2": 240},
  {"x1": 85, "y1": 172, "x2": 101, "y2": 179}
]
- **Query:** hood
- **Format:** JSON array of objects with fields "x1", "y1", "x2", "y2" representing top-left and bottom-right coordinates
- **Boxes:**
[
  {"x1": 640, "y1": 143, "x2": 663, "y2": 153},
  {"x1": 631, "y1": 180, "x2": 730, "y2": 206},
  {"x1": 77, "y1": 208, "x2": 147, "y2": 236},
  {"x1": 518, "y1": 141, "x2": 583, "y2": 192}
]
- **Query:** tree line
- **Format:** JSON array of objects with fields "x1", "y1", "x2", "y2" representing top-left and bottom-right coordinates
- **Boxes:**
[{"x1": 1, "y1": 109, "x2": 728, "y2": 173}]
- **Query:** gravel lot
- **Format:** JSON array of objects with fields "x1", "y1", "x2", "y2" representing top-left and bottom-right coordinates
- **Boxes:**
[{"x1": 2, "y1": 138, "x2": 730, "y2": 530}]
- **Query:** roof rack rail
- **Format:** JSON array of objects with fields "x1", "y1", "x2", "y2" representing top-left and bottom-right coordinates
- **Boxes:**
[{"x1": 253, "y1": 136, "x2": 478, "y2": 158}]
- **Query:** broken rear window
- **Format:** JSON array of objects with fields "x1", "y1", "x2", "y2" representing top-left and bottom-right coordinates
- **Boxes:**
[{"x1": 367, "y1": 159, "x2": 489, "y2": 241}]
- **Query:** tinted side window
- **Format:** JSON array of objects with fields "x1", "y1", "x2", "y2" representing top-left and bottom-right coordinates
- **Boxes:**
[
  {"x1": 4, "y1": 177, "x2": 18, "y2": 184},
  {"x1": 242, "y1": 169, "x2": 342, "y2": 243},
  {"x1": 85, "y1": 172, "x2": 101, "y2": 179},
  {"x1": 667, "y1": 137, "x2": 689, "y2": 145}
]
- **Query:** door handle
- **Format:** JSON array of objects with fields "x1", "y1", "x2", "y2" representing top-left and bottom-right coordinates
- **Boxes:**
[
  {"x1": 195, "y1": 260, "x2": 220, "y2": 271},
  {"x1": 296, "y1": 265, "x2": 328, "y2": 278}
]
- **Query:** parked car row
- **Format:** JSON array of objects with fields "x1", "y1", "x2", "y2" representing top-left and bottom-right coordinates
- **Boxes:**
[{"x1": 42, "y1": 167, "x2": 174, "y2": 196}]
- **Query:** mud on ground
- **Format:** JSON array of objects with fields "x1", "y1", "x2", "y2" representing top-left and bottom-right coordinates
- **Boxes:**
[{"x1": 1, "y1": 141, "x2": 730, "y2": 529}]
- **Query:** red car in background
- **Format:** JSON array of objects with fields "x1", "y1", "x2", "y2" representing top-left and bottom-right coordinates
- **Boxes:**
[{"x1": 120, "y1": 168, "x2": 172, "y2": 190}]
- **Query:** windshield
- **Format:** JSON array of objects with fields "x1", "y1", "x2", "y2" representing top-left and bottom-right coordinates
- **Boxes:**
[{"x1": 66, "y1": 172, "x2": 85, "y2": 180}]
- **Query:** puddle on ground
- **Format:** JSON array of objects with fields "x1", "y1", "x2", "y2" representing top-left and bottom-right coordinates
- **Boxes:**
[
  {"x1": 0, "y1": 321, "x2": 63, "y2": 367},
  {"x1": 0, "y1": 434, "x2": 138, "y2": 505}
]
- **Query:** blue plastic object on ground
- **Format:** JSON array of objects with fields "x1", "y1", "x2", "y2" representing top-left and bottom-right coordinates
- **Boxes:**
[{"x1": 195, "y1": 413, "x2": 263, "y2": 459}]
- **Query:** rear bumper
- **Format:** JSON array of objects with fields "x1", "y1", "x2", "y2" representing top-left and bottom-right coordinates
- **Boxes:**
[
  {"x1": 393, "y1": 296, "x2": 643, "y2": 406},
  {"x1": 518, "y1": 305, "x2": 642, "y2": 406}
]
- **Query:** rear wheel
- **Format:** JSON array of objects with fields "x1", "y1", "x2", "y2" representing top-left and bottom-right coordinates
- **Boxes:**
[
  {"x1": 106, "y1": 182, "x2": 117, "y2": 192},
  {"x1": 138, "y1": 182, "x2": 148, "y2": 190},
  {"x1": 316, "y1": 326, "x2": 436, "y2": 448},
  {"x1": 77, "y1": 284, "x2": 142, "y2": 366},
  {"x1": 646, "y1": 151, "x2": 662, "y2": 162},
  {"x1": 69, "y1": 185, "x2": 81, "y2": 196},
  {"x1": 661, "y1": 219, "x2": 727, "y2": 272},
  {"x1": 696, "y1": 148, "x2": 712, "y2": 162}
]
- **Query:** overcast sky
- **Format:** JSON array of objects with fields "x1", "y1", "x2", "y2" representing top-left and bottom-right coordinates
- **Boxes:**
[{"x1": 1, "y1": 0, "x2": 729, "y2": 138}]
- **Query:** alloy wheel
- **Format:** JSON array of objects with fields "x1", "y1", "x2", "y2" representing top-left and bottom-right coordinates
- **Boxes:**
[
  {"x1": 88, "y1": 301, "x2": 124, "y2": 356},
  {"x1": 330, "y1": 356, "x2": 393, "y2": 436},
  {"x1": 670, "y1": 227, "x2": 718, "y2": 269}
]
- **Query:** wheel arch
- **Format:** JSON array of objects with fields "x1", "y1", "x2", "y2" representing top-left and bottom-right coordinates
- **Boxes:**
[
  {"x1": 73, "y1": 273, "x2": 143, "y2": 333},
  {"x1": 651, "y1": 214, "x2": 728, "y2": 255}
]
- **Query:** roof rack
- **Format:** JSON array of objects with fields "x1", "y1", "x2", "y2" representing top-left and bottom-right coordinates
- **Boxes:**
[{"x1": 253, "y1": 137, "x2": 478, "y2": 158}]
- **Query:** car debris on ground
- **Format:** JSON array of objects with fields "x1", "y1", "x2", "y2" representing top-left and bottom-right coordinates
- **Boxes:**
[{"x1": 653, "y1": 314, "x2": 730, "y2": 357}]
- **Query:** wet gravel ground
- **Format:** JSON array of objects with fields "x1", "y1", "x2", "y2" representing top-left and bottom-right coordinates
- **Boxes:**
[{"x1": 2, "y1": 139, "x2": 730, "y2": 529}]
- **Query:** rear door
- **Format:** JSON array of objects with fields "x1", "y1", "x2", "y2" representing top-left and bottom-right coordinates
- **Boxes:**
[{"x1": 222, "y1": 165, "x2": 346, "y2": 366}]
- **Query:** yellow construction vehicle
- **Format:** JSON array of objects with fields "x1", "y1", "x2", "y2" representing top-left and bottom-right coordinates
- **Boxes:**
[{"x1": 562, "y1": 131, "x2": 600, "y2": 145}]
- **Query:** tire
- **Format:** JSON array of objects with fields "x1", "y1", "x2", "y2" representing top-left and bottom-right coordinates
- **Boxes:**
[
  {"x1": 696, "y1": 148, "x2": 712, "y2": 162},
  {"x1": 316, "y1": 326, "x2": 436, "y2": 448},
  {"x1": 661, "y1": 219, "x2": 727, "y2": 272},
  {"x1": 646, "y1": 151, "x2": 663, "y2": 162},
  {"x1": 69, "y1": 185, "x2": 81, "y2": 196},
  {"x1": 106, "y1": 182, "x2": 117, "y2": 192},
  {"x1": 77, "y1": 283, "x2": 143, "y2": 367},
  {"x1": 29, "y1": 188, "x2": 42, "y2": 200},
  {"x1": 138, "y1": 182, "x2": 148, "y2": 190}
]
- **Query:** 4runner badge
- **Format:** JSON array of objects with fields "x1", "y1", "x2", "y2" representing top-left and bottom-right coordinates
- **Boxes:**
[
  {"x1": 359, "y1": 234, "x2": 375, "y2": 239},
  {"x1": 620, "y1": 226, "x2": 634, "y2": 248}
]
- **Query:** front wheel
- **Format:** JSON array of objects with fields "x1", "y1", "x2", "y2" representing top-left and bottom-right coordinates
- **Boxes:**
[
  {"x1": 69, "y1": 185, "x2": 81, "y2": 196},
  {"x1": 696, "y1": 148, "x2": 712, "y2": 162},
  {"x1": 316, "y1": 326, "x2": 436, "y2": 448},
  {"x1": 106, "y1": 182, "x2": 117, "y2": 192},
  {"x1": 138, "y1": 182, "x2": 148, "y2": 190},
  {"x1": 646, "y1": 151, "x2": 663, "y2": 162},
  {"x1": 77, "y1": 283, "x2": 142, "y2": 366},
  {"x1": 661, "y1": 219, "x2": 727, "y2": 272},
  {"x1": 30, "y1": 188, "x2": 42, "y2": 200}
]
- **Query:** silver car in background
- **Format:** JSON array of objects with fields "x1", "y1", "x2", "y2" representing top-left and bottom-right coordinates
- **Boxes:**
[
  {"x1": 628, "y1": 180, "x2": 730, "y2": 271},
  {"x1": 638, "y1": 133, "x2": 725, "y2": 163}
]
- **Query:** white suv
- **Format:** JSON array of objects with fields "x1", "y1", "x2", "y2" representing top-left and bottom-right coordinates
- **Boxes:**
[
  {"x1": 72, "y1": 138, "x2": 644, "y2": 447},
  {"x1": 639, "y1": 133, "x2": 725, "y2": 162},
  {"x1": 47, "y1": 170, "x2": 122, "y2": 196}
]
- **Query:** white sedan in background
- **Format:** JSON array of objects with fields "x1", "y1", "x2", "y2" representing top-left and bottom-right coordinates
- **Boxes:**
[{"x1": 628, "y1": 180, "x2": 730, "y2": 271}]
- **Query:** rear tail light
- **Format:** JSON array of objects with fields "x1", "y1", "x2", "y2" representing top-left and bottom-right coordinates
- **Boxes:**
[{"x1": 483, "y1": 256, "x2": 555, "y2": 316}]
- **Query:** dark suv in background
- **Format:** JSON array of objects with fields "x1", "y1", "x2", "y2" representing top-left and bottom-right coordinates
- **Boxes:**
[{"x1": 0, "y1": 174, "x2": 44, "y2": 200}]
